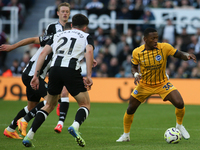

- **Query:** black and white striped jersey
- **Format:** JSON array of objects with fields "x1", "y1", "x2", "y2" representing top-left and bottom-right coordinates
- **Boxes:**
[
  {"x1": 39, "y1": 21, "x2": 64, "y2": 47},
  {"x1": 47, "y1": 29, "x2": 94, "y2": 70},
  {"x1": 23, "y1": 47, "x2": 53, "y2": 79},
  {"x1": 23, "y1": 21, "x2": 64, "y2": 79}
]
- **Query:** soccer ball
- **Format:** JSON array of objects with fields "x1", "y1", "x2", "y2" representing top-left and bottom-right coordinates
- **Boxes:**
[{"x1": 164, "y1": 127, "x2": 182, "y2": 144}]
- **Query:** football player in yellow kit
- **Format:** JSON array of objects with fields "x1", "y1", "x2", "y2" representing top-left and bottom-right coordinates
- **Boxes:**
[{"x1": 116, "y1": 27, "x2": 196, "y2": 142}]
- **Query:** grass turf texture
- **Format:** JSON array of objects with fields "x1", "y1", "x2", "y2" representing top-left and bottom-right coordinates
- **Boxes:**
[{"x1": 0, "y1": 100, "x2": 199, "y2": 150}]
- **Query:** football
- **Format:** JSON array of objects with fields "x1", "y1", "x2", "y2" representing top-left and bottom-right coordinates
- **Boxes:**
[{"x1": 164, "y1": 127, "x2": 182, "y2": 144}]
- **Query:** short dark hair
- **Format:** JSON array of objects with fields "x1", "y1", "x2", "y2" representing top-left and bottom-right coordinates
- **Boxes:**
[
  {"x1": 144, "y1": 28, "x2": 157, "y2": 37},
  {"x1": 72, "y1": 14, "x2": 89, "y2": 28},
  {"x1": 65, "y1": 22, "x2": 72, "y2": 30}
]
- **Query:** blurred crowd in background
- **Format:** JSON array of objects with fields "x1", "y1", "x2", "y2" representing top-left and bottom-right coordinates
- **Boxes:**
[{"x1": 1, "y1": 0, "x2": 200, "y2": 78}]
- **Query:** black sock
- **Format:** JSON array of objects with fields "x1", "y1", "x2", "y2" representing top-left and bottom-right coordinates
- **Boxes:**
[
  {"x1": 58, "y1": 98, "x2": 61, "y2": 103},
  {"x1": 75, "y1": 107, "x2": 89, "y2": 126},
  {"x1": 59, "y1": 102, "x2": 69, "y2": 122},
  {"x1": 9, "y1": 106, "x2": 28, "y2": 129},
  {"x1": 24, "y1": 101, "x2": 46, "y2": 122},
  {"x1": 30, "y1": 110, "x2": 48, "y2": 133}
]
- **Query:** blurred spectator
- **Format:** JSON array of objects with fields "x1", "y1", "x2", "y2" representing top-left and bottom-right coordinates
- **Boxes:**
[
  {"x1": 93, "y1": 38, "x2": 102, "y2": 58},
  {"x1": 123, "y1": 0, "x2": 135, "y2": 11},
  {"x1": 10, "y1": 59, "x2": 21, "y2": 76},
  {"x1": 180, "y1": 27, "x2": 191, "y2": 52},
  {"x1": 117, "y1": 5, "x2": 132, "y2": 19},
  {"x1": 107, "y1": 0, "x2": 120, "y2": 11},
  {"x1": 108, "y1": 57, "x2": 119, "y2": 77},
  {"x1": 117, "y1": 43, "x2": 132, "y2": 66},
  {"x1": 7, "y1": 0, "x2": 26, "y2": 29},
  {"x1": 69, "y1": 0, "x2": 87, "y2": 10},
  {"x1": 102, "y1": 45, "x2": 113, "y2": 66},
  {"x1": 0, "y1": 31, "x2": 8, "y2": 68},
  {"x1": 117, "y1": 5, "x2": 133, "y2": 33},
  {"x1": 101, "y1": 36, "x2": 117, "y2": 56},
  {"x1": 122, "y1": 54, "x2": 133, "y2": 77},
  {"x1": 196, "y1": 28, "x2": 200, "y2": 45},
  {"x1": 18, "y1": 0, "x2": 36, "y2": 12},
  {"x1": 115, "y1": 67, "x2": 125, "y2": 78},
  {"x1": 18, "y1": 51, "x2": 30, "y2": 73},
  {"x1": 85, "y1": 0, "x2": 104, "y2": 10},
  {"x1": 175, "y1": 0, "x2": 194, "y2": 9},
  {"x1": 137, "y1": 7, "x2": 155, "y2": 31},
  {"x1": 133, "y1": 30, "x2": 143, "y2": 48},
  {"x1": 188, "y1": 35, "x2": 200, "y2": 55},
  {"x1": 149, "y1": 0, "x2": 162, "y2": 8},
  {"x1": 109, "y1": 28, "x2": 120, "y2": 44},
  {"x1": 174, "y1": 61, "x2": 191, "y2": 78},
  {"x1": 51, "y1": 0, "x2": 62, "y2": 18},
  {"x1": 160, "y1": 19, "x2": 177, "y2": 46},
  {"x1": 99, "y1": 63, "x2": 108, "y2": 77},
  {"x1": 162, "y1": 0, "x2": 174, "y2": 8},
  {"x1": 92, "y1": 54, "x2": 103, "y2": 75},
  {"x1": 94, "y1": 27, "x2": 106, "y2": 46},
  {"x1": 141, "y1": 0, "x2": 151, "y2": 7},
  {"x1": 174, "y1": 36, "x2": 184, "y2": 51},
  {"x1": 116, "y1": 34, "x2": 127, "y2": 55},
  {"x1": 191, "y1": 61, "x2": 200, "y2": 78},
  {"x1": 126, "y1": 28, "x2": 134, "y2": 50},
  {"x1": 167, "y1": 62, "x2": 176, "y2": 78},
  {"x1": 133, "y1": 0, "x2": 145, "y2": 10},
  {"x1": 194, "y1": 0, "x2": 200, "y2": 8},
  {"x1": 0, "y1": 0, "x2": 6, "y2": 19}
]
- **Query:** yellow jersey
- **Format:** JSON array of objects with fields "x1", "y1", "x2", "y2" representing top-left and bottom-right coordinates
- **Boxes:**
[{"x1": 131, "y1": 42, "x2": 178, "y2": 85}]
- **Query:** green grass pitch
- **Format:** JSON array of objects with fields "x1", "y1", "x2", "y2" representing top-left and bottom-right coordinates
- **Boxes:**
[{"x1": 0, "y1": 100, "x2": 199, "y2": 150}]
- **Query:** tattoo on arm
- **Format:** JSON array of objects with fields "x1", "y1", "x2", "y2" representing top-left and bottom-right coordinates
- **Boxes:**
[{"x1": 36, "y1": 70, "x2": 40, "y2": 77}]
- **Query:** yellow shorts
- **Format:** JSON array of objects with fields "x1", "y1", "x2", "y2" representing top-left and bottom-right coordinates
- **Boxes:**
[{"x1": 131, "y1": 80, "x2": 177, "y2": 103}]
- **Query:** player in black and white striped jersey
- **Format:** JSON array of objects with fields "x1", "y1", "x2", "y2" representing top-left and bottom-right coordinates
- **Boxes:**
[
  {"x1": 27, "y1": 14, "x2": 94, "y2": 147},
  {"x1": 2, "y1": 2, "x2": 71, "y2": 139}
]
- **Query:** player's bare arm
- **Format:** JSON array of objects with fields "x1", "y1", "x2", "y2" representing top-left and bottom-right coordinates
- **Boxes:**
[
  {"x1": 30, "y1": 45, "x2": 52, "y2": 90},
  {"x1": 131, "y1": 64, "x2": 141, "y2": 85},
  {"x1": 174, "y1": 50, "x2": 197, "y2": 63},
  {"x1": 0, "y1": 37, "x2": 39, "y2": 52},
  {"x1": 84, "y1": 44, "x2": 94, "y2": 90}
]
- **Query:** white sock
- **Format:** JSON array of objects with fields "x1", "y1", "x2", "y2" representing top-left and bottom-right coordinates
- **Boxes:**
[
  {"x1": 7, "y1": 126, "x2": 15, "y2": 132},
  {"x1": 124, "y1": 132, "x2": 130, "y2": 136},
  {"x1": 21, "y1": 117, "x2": 27, "y2": 123},
  {"x1": 72, "y1": 121, "x2": 80, "y2": 130},
  {"x1": 27, "y1": 128, "x2": 34, "y2": 140},
  {"x1": 61, "y1": 97, "x2": 69, "y2": 102},
  {"x1": 57, "y1": 121, "x2": 63, "y2": 127}
]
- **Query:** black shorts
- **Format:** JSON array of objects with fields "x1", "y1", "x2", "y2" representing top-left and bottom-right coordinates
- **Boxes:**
[
  {"x1": 22, "y1": 73, "x2": 47, "y2": 102},
  {"x1": 48, "y1": 67, "x2": 87, "y2": 96}
]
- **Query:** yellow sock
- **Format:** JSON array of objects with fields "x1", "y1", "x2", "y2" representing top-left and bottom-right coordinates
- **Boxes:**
[
  {"x1": 123, "y1": 111, "x2": 134, "y2": 133},
  {"x1": 175, "y1": 107, "x2": 185, "y2": 125}
]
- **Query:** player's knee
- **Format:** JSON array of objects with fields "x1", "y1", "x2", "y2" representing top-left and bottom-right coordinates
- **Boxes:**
[{"x1": 176, "y1": 100, "x2": 184, "y2": 109}]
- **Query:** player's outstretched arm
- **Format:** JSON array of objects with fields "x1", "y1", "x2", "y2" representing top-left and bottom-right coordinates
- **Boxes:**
[
  {"x1": 174, "y1": 51, "x2": 197, "y2": 63},
  {"x1": 30, "y1": 45, "x2": 52, "y2": 90},
  {"x1": 0, "y1": 37, "x2": 39, "y2": 52}
]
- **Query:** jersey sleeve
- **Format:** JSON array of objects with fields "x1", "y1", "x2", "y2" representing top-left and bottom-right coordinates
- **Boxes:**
[
  {"x1": 46, "y1": 35, "x2": 54, "y2": 46},
  {"x1": 39, "y1": 35, "x2": 53, "y2": 47},
  {"x1": 86, "y1": 35, "x2": 95, "y2": 50},
  {"x1": 131, "y1": 49, "x2": 139, "y2": 65},
  {"x1": 44, "y1": 24, "x2": 55, "y2": 36},
  {"x1": 164, "y1": 43, "x2": 177, "y2": 56}
]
